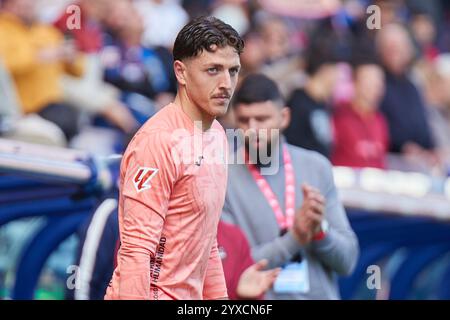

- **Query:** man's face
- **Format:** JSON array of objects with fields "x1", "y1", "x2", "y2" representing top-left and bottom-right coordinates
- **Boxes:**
[
  {"x1": 261, "y1": 19, "x2": 290, "y2": 61},
  {"x1": 179, "y1": 45, "x2": 241, "y2": 118},
  {"x1": 104, "y1": 0, "x2": 132, "y2": 31},
  {"x1": 240, "y1": 35, "x2": 264, "y2": 72},
  {"x1": 378, "y1": 27, "x2": 414, "y2": 75},
  {"x1": 320, "y1": 63, "x2": 339, "y2": 98},
  {"x1": 234, "y1": 101, "x2": 290, "y2": 152},
  {"x1": 354, "y1": 64, "x2": 385, "y2": 110}
]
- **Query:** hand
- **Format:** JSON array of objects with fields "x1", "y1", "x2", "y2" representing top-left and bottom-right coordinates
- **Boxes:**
[
  {"x1": 101, "y1": 101, "x2": 139, "y2": 133},
  {"x1": 37, "y1": 47, "x2": 63, "y2": 63},
  {"x1": 402, "y1": 142, "x2": 426, "y2": 157},
  {"x1": 38, "y1": 42, "x2": 76, "y2": 64},
  {"x1": 60, "y1": 40, "x2": 77, "y2": 62},
  {"x1": 290, "y1": 184, "x2": 325, "y2": 245},
  {"x1": 236, "y1": 259, "x2": 281, "y2": 299},
  {"x1": 402, "y1": 142, "x2": 441, "y2": 171}
]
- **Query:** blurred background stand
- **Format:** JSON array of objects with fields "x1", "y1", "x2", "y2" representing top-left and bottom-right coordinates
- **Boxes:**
[{"x1": 0, "y1": 138, "x2": 119, "y2": 299}]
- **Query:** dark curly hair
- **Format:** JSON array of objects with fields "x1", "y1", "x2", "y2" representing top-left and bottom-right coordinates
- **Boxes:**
[
  {"x1": 173, "y1": 16, "x2": 244, "y2": 61},
  {"x1": 233, "y1": 74, "x2": 283, "y2": 108}
]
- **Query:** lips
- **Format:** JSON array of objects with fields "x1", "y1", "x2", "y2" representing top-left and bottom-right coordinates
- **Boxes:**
[
  {"x1": 212, "y1": 91, "x2": 231, "y2": 99},
  {"x1": 212, "y1": 95, "x2": 230, "y2": 105}
]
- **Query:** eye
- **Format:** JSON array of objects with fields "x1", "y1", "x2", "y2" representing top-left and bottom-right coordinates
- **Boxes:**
[
  {"x1": 229, "y1": 68, "x2": 239, "y2": 76},
  {"x1": 207, "y1": 67, "x2": 219, "y2": 74}
]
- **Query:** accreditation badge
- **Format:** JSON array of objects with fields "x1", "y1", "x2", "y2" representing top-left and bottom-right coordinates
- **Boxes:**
[{"x1": 273, "y1": 260, "x2": 310, "y2": 294}]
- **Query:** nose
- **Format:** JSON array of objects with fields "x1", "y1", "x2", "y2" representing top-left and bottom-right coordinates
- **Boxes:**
[
  {"x1": 219, "y1": 72, "x2": 232, "y2": 91},
  {"x1": 248, "y1": 118, "x2": 258, "y2": 131}
]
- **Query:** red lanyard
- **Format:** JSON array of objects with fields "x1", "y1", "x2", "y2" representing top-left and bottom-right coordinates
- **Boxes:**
[{"x1": 247, "y1": 145, "x2": 296, "y2": 230}]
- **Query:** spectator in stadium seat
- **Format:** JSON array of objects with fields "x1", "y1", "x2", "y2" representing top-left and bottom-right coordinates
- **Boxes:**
[
  {"x1": 101, "y1": 0, "x2": 176, "y2": 123},
  {"x1": 410, "y1": 10, "x2": 440, "y2": 62},
  {"x1": 222, "y1": 74, "x2": 359, "y2": 299},
  {"x1": 332, "y1": 58, "x2": 389, "y2": 169},
  {"x1": 415, "y1": 53, "x2": 450, "y2": 172},
  {"x1": 237, "y1": 30, "x2": 265, "y2": 83},
  {"x1": 54, "y1": 0, "x2": 139, "y2": 136},
  {"x1": 0, "y1": 58, "x2": 67, "y2": 146},
  {"x1": 258, "y1": 16, "x2": 292, "y2": 66},
  {"x1": 257, "y1": 16, "x2": 305, "y2": 99},
  {"x1": 0, "y1": 0, "x2": 85, "y2": 142},
  {"x1": 376, "y1": 23, "x2": 437, "y2": 164},
  {"x1": 284, "y1": 33, "x2": 339, "y2": 158}
]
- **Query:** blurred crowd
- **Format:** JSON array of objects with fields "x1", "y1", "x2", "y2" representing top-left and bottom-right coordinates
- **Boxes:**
[{"x1": 1, "y1": 0, "x2": 450, "y2": 177}]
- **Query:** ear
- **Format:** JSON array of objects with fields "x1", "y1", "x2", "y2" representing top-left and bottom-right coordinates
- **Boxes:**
[
  {"x1": 280, "y1": 106, "x2": 291, "y2": 131},
  {"x1": 173, "y1": 60, "x2": 187, "y2": 86}
]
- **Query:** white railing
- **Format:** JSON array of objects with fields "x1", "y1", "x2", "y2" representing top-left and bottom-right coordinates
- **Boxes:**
[
  {"x1": 334, "y1": 166, "x2": 450, "y2": 220},
  {"x1": 0, "y1": 138, "x2": 117, "y2": 189}
]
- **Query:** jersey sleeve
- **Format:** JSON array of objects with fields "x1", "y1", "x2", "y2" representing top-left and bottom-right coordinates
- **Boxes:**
[
  {"x1": 202, "y1": 238, "x2": 228, "y2": 300},
  {"x1": 116, "y1": 130, "x2": 179, "y2": 299}
]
